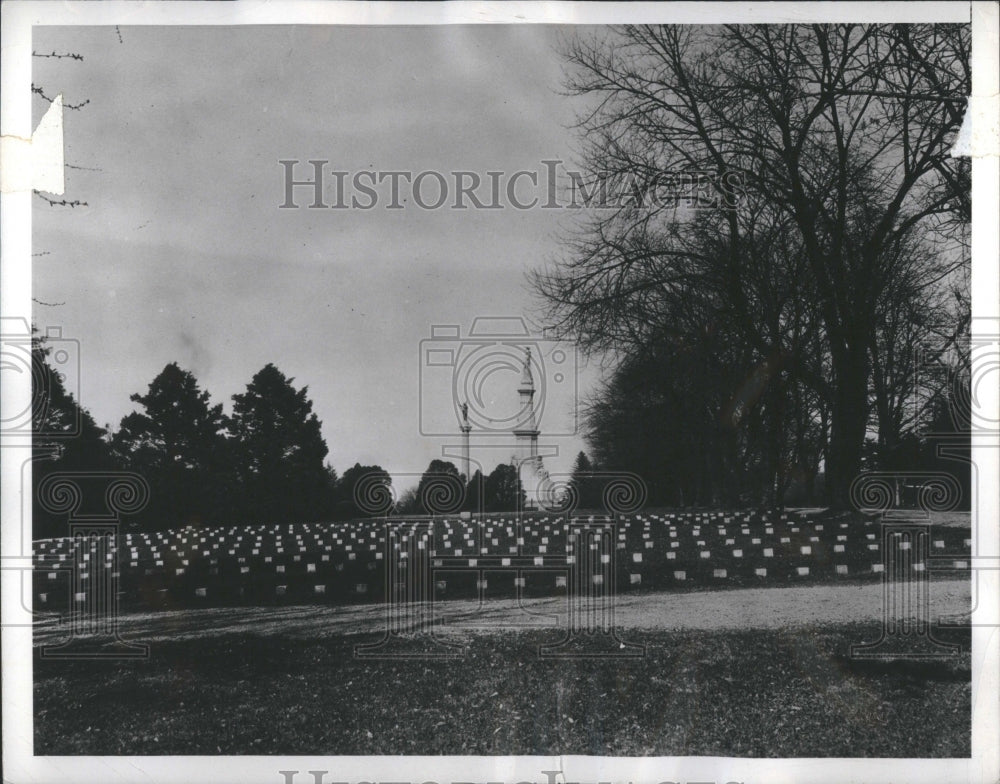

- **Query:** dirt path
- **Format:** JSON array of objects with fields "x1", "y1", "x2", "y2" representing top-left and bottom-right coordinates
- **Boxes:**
[{"x1": 32, "y1": 576, "x2": 971, "y2": 646}]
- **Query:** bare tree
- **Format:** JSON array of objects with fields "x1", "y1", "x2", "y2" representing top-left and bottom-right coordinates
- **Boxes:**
[{"x1": 533, "y1": 24, "x2": 969, "y2": 507}]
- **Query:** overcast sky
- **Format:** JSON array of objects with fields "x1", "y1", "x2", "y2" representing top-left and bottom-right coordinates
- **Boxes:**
[{"x1": 32, "y1": 24, "x2": 606, "y2": 486}]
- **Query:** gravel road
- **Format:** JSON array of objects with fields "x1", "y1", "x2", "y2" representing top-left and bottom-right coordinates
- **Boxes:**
[{"x1": 32, "y1": 577, "x2": 971, "y2": 646}]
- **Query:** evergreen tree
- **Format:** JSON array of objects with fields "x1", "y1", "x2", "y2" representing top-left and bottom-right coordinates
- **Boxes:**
[
  {"x1": 569, "y1": 450, "x2": 603, "y2": 511},
  {"x1": 229, "y1": 363, "x2": 333, "y2": 522},
  {"x1": 463, "y1": 469, "x2": 484, "y2": 515},
  {"x1": 112, "y1": 362, "x2": 230, "y2": 529},
  {"x1": 414, "y1": 459, "x2": 463, "y2": 515},
  {"x1": 484, "y1": 463, "x2": 526, "y2": 513},
  {"x1": 336, "y1": 462, "x2": 392, "y2": 519}
]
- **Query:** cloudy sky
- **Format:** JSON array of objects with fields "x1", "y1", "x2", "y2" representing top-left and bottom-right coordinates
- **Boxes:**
[{"x1": 32, "y1": 24, "x2": 604, "y2": 485}]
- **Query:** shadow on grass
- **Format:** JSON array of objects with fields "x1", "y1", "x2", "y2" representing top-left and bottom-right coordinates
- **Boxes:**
[{"x1": 834, "y1": 655, "x2": 970, "y2": 682}]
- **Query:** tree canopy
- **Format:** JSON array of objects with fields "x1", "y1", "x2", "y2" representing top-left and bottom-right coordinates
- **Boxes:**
[
  {"x1": 229, "y1": 363, "x2": 334, "y2": 523},
  {"x1": 532, "y1": 24, "x2": 970, "y2": 508},
  {"x1": 112, "y1": 362, "x2": 231, "y2": 528}
]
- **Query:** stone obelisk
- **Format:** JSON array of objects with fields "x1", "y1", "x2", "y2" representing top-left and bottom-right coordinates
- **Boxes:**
[
  {"x1": 513, "y1": 347, "x2": 544, "y2": 508},
  {"x1": 512, "y1": 348, "x2": 539, "y2": 461}
]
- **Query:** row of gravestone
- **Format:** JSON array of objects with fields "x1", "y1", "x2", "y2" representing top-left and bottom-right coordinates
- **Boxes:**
[
  {"x1": 33, "y1": 512, "x2": 972, "y2": 565},
  {"x1": 30, "y1": 509, "x2": 810, "y2": 553},
  {"x1": 35, "y1": 551, "x2": 972, "y2": 613},
  {"x1": 32, "y1": 514, "x2": 970, "y2": 569},
  {"x1": 27, "y1": 510, "x2": 846, "y2": 559},
  {"x1": 32, "y1": 523, "x2": 971, "y2": 612}
]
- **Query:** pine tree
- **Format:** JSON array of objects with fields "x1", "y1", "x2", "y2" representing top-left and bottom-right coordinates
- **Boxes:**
[
  {"x1": 484, "y1": 463, "x2": 526, "y2": 513},
  {"x1": 463, "y1": 469, "x2": 484, "y2": 515},
  {"x1": 415, "y1": 459, "x2": 462, "y2": 515},
  {"x1": 112, "y1": 362, "x2": 230, "y2": 529},
  {"x1": 229, "y1": 363, "x2": 333, "y2": 523},
  {"x1": 336, "y1": 462, "x2": 392, "y2": 519},
  {"x1": 569, "y1": 450, "x2": 602, "y2": 511}
]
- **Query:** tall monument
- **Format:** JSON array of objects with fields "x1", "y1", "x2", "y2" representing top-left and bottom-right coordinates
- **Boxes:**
[
  {"x1": 512, "y1": 347, "x2": 540, "y2": 464},
  {"x1": 455, "y1": 348, "x2": 550, "y2": 509},
  {"x1": 513, "y1": 347, "x2": 547, "y2": 508}
]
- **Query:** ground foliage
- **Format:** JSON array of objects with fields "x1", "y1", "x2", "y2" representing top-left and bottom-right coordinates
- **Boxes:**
[{"x1": 35, "y1": 623, "x2": 970, "y2": 757}]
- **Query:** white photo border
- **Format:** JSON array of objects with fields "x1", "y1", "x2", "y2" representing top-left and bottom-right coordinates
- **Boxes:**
[{"x1": 2, "y1": 2, "x2": 997, "y2": 783}]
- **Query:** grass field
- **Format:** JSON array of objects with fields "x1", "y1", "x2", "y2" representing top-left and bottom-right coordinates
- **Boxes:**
[{"x1": 34, "y1": 619, "x2": 970, "y2": 757}]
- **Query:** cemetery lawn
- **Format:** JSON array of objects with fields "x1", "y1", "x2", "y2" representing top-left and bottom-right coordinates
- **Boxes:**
[{"x1": 34, "y1": 621, "x2": 970, "y2": 757}]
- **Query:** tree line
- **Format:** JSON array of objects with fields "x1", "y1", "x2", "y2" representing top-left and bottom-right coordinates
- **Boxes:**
[
  {"x1": 531, "y1": 24, "x2": 971, "y2": 509},
  {"x1": 31, "y1": 341, "x2": 535, "y2": 537}
]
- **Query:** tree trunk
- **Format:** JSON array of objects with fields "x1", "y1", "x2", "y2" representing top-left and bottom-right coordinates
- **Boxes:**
[
  {"x1": 825, "y1": 356, "x2": 870, "y2": 509},
  {"x1": 766, "y1": 356, "x2": 786, "y2": 510}
]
